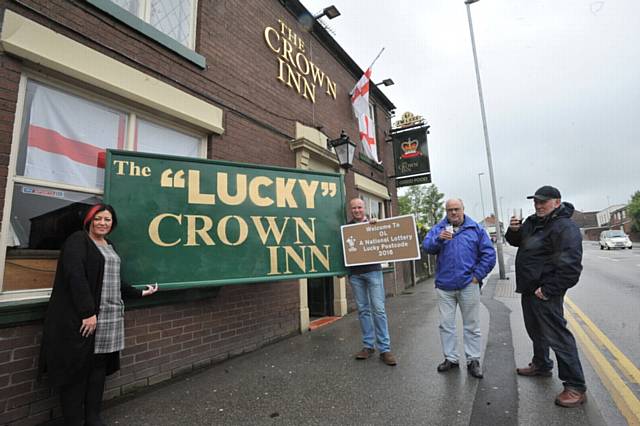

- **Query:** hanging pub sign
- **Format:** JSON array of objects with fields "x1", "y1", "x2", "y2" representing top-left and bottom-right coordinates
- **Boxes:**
[
  {"x1": 392, "y1": 118, "x2": 431, "y2": 187},
  {"x1": 104, "y1": 150, "x2": 347, "y2": 290}
]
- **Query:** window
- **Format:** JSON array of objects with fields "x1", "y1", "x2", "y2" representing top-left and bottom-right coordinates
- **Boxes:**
[
  {"x1": 136, "y1": 118, "x2": 201, "y2": 157},
  {"x1": 360, "y1": 193, "x2": 385, "y2": 220},
  {"x1": 111, "y1": 0, "x2": 197, "y2": 49},
  {"x1": 1, "y1": 78, "x2": 205, "y2": 293},
  {"x1": 368, "y1": 103, "x2": 379, "y2": 160},
  {"x1": 18, "y1": 81, "x2": 127, "y2": 191}
]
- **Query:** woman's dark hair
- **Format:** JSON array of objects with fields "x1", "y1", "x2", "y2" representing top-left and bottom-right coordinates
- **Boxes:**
[{"x1": 83, "y1": 203, "x2": 118, "y2": 233}]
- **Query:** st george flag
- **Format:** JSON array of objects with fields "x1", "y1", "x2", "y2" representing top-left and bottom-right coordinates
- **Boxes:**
[
  {"x1": 24, "y1": 82, "x2": 126, "y2": 190},
  {"x1": 350, "y1": 68, "x2": 379, "y2": 163}
]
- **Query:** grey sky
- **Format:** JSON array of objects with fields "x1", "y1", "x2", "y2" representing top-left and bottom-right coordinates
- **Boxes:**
[{"x1": 300, "y1": 0, "x2": 640, "y2": 221}]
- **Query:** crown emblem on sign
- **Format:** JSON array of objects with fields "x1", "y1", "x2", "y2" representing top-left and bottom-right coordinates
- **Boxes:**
[
  {"x1": 346, "y1": 236, "x2": 358, "y2": 252},
  {"x1": 400, "y1": 138, "x2": 421, "y2": 159},
  {"x1": 393, "y1": 111, "x2": 425, "y2": 129}
]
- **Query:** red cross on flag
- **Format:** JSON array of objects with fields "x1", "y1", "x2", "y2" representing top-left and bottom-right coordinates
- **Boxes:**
[
  {"x1": 24, "y1": 82, "x2": 126, "y2": 190},
  {"x1": 350, "y1": 68, "x2": 379, "y2": 163}
]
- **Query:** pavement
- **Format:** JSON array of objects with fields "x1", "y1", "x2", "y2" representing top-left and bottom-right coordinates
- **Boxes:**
[{"x1": 98, "y1": 250, "x2": 612, "y2": 426}]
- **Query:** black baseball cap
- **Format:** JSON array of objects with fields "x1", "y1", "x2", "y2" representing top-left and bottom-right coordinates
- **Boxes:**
[{"x1": 527, "y1": 185, "x2": 561, "y2": 201}]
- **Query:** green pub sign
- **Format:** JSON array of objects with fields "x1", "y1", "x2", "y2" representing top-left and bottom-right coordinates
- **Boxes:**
[{"x1": 105, "y1": 151, "x2": 347, "y2": 290}]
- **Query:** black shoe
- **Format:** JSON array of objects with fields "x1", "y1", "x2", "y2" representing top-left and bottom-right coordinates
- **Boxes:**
[
  {"x1": 437, "y1": 359, "x2": 459, "y2": 372},
  {"x1": 467, "y1": 360, "x2": 483, "y2": 379}
]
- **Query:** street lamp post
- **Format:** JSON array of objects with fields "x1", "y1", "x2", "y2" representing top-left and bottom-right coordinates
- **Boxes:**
[
  {"x1": 499, "y1": 196, "x2": 505, "y2": 242},
  {"x1": 478, "y1": 172, "x2": 486, "y2": 222},
  {"x1": 465, "y1": 0, "x2": 506, "y2": 279}
]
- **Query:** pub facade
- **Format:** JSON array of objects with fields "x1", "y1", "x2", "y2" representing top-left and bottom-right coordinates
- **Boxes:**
[{"x1": 0, "y1": 1, "x2": 410, "y2": 423}]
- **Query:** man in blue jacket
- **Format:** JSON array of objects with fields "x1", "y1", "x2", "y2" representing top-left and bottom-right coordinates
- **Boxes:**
[{"x1": 423, "y1": 198, "x2": 496, "y2": 378}]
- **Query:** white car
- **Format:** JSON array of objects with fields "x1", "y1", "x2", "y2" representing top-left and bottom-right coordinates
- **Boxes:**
[{"x1": 599, "y1": 230, "x2": 633, "y2": 250}]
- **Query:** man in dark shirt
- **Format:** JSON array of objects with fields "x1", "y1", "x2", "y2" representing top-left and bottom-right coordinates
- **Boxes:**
[
  {"x1": 505, "y1": 186, "x2": 586, "y2": 408},
  {"x1": 347, "y1": 198, "x2": 397, "y2": 366}
]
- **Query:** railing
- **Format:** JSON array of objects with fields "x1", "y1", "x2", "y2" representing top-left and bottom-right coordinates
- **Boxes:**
[{"x1": 414, "y1": 251, "x2": 436, "y2": 283}]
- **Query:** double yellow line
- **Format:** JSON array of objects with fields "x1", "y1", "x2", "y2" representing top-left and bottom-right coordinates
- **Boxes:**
[{"x1": 565, "y1": 297, "x2": 640, "y2": 425}]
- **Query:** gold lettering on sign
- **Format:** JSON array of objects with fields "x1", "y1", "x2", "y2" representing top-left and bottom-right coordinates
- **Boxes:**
[
  {"x1": 264, "y1": 20, "x2": 337, "y2": 103},
  {"x1": 148, "y1": 213, "x2": 182, "y2": 247},
  {"x1": 266, "y1": 245, "x2": 331, "y2": 275},
  {"x1": 185, "y1": 214, "x2": 215, "y2": 246},
  {"x1": 180, "y1": 171, "x2": 331, "y2": 209},
  {"x1": 248, "y1": 176, "x2": 274, "y2": 207},
  {"x1": 393, "y1": 111, "x2": 426, "y2": 129},
  {"x1": 147, "y1": 211, "x2": 332, "y2": 275},
  {"x1": 217, "y1": 216, "x2": 248, "y2": 246}
]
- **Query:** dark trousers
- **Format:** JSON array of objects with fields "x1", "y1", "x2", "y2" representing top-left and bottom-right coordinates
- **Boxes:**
[
  {"x1": 521, "y1": 293, "x2": 586, "y2": 391},
  {"x1": 59, "y1": 353, "x2": 108, "y2": 426}
]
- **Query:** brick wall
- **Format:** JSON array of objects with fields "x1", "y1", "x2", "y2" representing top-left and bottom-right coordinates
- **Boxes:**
[
  {"x1": 0, "y1": 324, "x2": 52, "y2": 426},
  {"x1": 0, "y1": 280, "x2": 299, "y2": 425}
]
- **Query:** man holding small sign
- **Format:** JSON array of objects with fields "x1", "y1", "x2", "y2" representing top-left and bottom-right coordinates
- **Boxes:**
[{"x1": 345, "y1": 198, "x2": 397, "y2": 366}]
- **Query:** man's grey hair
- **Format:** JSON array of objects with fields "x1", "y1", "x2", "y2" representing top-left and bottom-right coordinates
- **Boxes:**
[{"x1": 445, "y1": 198, "x2": 465, "y2": 209}]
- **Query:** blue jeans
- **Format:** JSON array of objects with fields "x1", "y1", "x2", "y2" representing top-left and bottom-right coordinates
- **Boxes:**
[
  {"x1": 349, "y1": 271, "x2": 391, "y2": 353},
  {"x1": 436, "y1": 283, "x2": 481, "y2": 363},
  {"x1": 521, "y1": 293, "x2": 586, "y2": 391}
]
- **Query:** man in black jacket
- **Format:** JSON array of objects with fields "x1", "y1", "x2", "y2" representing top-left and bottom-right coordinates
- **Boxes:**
[{"x1": 505, "y1": 186, "x2": 586, "y2": 408}]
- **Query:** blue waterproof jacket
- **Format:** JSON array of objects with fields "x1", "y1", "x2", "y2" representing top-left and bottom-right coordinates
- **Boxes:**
[{"x1": 422, "y1": 216, "x2": 496, "y2": 290}]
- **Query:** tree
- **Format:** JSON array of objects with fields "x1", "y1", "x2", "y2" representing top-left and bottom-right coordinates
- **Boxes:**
[
  {"x1": 398, "y1": 184, "x2": 445, "y2": 228},
  {"x1": 629, "y1": 191, "x2": 640, "y2": 232}
]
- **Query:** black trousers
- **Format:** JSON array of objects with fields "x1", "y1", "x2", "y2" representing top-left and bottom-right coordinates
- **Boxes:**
[
  {"x1": 521, "y1": 293, "x2": 586, "y2": 391},
  {"x1": 59, "y1": 353, "x2": 108, "y2": 426}
]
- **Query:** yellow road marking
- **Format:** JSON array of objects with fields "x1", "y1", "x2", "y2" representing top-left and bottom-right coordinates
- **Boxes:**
[
  {"x1": 566, "y1": 297, "x2": 640, "y2": 384},
  {"x1": 565, "y1": 308, "x2": 640, "y2": 425}
]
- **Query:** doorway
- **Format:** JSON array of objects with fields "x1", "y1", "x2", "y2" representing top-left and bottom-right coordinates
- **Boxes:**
[{"x1": 307, "y1": 277, "x2": 334, "y2": 317}]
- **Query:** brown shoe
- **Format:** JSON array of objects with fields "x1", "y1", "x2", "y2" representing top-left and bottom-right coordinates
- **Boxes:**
[
  {"x1": 355, "y1": 347, "x2": 375, "y2": 360},
  {"x1": 380, "y1": 351, "x2": 397, "y2": 366},
  {"x1": 555, "y1": 388, "x2": 587, "y2": 408},
  {"x1": 516, "y1": 363, "x2": 552, "y2": 377}
]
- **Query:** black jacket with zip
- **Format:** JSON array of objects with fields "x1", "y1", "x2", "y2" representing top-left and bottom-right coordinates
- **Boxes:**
[{"x1": 505, "y1": 202, "x2": 582, "y2": 296}]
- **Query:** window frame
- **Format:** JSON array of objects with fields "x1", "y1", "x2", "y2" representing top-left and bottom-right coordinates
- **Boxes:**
[
  {"x1": 138, "y1": 0, "x2": 199, "y2": 50},
  {"x1": 0, "y1": 72, "x2": 207, "y2": 299},
  {"x1": 359, "y1": 192, "x2": 386, "y2": 221},
  {"x1": 86, "y1": 0, "x2": 205, "y2": 68}
]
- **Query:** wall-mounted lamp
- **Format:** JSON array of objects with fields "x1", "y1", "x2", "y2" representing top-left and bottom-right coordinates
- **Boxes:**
[
  {"x1": 327, "y1": 130, "x2": 356, "y2": 172},
  {"x1": 314, "y1": 5, "x2": 341, "y2": 20},
  {"x1": 375, "y1": 78, "x2": 394, "y2": 87}
]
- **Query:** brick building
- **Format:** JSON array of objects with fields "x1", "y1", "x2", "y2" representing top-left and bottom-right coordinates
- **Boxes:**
[
  {"x1": 0, "y1": 1, "x2": 409, "y2": 423},
  {"x1": 571, "y1": 209, "x2": 600, "y2": 240},
  {"x1": 608, "y1": 206, "x2": 632, "y2": 232}
]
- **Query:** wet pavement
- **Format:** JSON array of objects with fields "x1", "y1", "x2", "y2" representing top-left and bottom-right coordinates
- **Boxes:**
[{"x1": 100, "y1": 254, "x2": 609, "y2": 425}]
